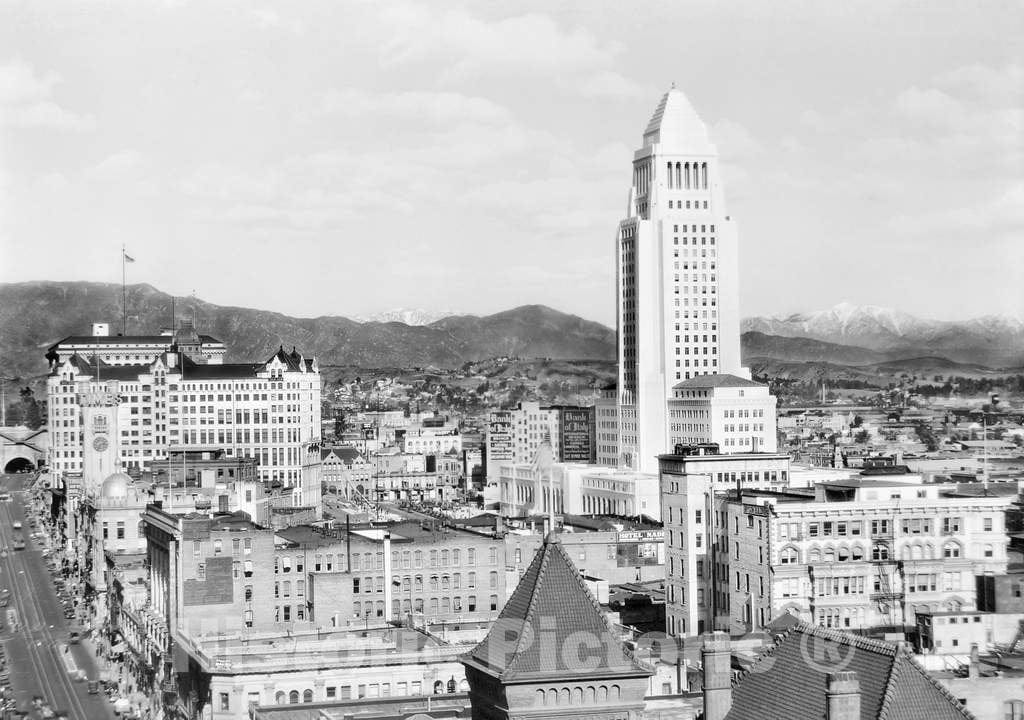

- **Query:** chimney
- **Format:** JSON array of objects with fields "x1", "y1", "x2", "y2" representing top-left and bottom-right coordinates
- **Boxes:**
[
  {"x1": 968, "y1": 643, "x2": 980, "y2": 680},
  {"x1": 826, "y1": 671, "x2": 860, "y2": 720},
  {"x1": 702, "y1": 632, "x2": 732, "y2": 720}
]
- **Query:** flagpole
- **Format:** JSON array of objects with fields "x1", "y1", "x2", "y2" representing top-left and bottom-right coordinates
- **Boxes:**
[{"x1": 121, "y1": 244, "x2": 127, "y2": 336}]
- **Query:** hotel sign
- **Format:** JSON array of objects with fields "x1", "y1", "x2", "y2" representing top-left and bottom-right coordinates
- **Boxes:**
[{"x1": 743, "y1": 504, "x2": 769, "y2": 517}]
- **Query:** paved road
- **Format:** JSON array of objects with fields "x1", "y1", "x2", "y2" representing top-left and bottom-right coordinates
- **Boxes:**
[{"x1": 0, "y1": 473, "x2": 116, "y2": 719}]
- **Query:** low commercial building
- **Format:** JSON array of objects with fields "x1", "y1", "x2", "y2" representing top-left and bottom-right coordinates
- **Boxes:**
[
  {"x1": 499, "y1": 451, "x2": 661, "y2": 521},
  {"x1": 667, "y1": 374, "x2": 778, "y2": 453},
  {"x1": 178, "y1": 627, "x2": 474, "y2": 720}
]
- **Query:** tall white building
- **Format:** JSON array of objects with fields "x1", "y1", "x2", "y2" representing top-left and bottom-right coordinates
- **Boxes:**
[{"x1": 617, "y1": 87, "x2": 744, "y2": 473}]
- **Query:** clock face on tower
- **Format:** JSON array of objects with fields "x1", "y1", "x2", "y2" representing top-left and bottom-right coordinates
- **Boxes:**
[{"x1": 92, "y1": 436, "x2": 109, "y2": 452}]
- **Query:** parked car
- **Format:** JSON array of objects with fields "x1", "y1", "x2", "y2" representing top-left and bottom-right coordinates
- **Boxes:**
[{"x1": 68, "y1": 632, "x2": 80, "y2": 645}]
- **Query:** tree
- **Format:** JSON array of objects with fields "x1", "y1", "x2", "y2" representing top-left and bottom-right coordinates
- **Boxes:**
[
  {"x1": 9, "y1": 387, "x2": 42, "y2": 430},
  {"x1": 854, "y1": 429, "x2": 870, "y2": 444},
  {"x1": 851, "y1": 415, "x2": 863, "y2": 429}
]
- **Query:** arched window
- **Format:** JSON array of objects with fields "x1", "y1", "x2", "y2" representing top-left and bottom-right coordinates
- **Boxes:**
[
  {"x1": 598, "y1": 686, "x2": 608, "y2": 702},
  {"x1": 289, "y1": 691, "x2": 299, "y2": 704},
  {"x1": 912, "y1": 545, "x2": 923, "y2": 560},
  {"x1": 611, "y1": 685, "x2": 621, "y2": 700},
  {"x1": 823, "y1": 547, "x2": 835, "y2": 563},
  {"x1": 780, "y1": 547, "x2": 799, "y2": 565},
  {"x1": 573, "y1": 687, "x2": 583, "y2": 704},
  {"x1": 851, "y1": 545, "x2": 864, "y2": 561},
  {"x1": 872, "y1": 544, "x2": 889, "y2": 561},
  {"x1": 837, "y1": 546, "x2": 849, "y2": 562},
  {"x1": 303, "y1": 690, "x2": 313, "y2": 703},
  {"x1": 809, "y1": 548, "x2": 821, "y2": 563},
  {"x1": 667, "y1": 162, "x2": 674, "y2": 188},
  {"x1": 560, "y1": 688, "x2": 570, "y2": 705},
  {"x1": 536, "y1": 689, "x2": 546, "y2": 705},
  {"x1": 275, "y1": 692, "x2": 285, "y2": 704},
  {"x1": 943, "y1": 542, "x2": 961, "y2": 559}
]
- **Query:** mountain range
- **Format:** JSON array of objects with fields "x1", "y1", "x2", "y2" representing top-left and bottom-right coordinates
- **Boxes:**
[
  {"x1": 0, "y1": 282, "x2": 614, "y2": 380},
  {"x1": 0, "y1": 283, "x2": 1019, "y2": 384},
  {"x1": 742, "y1": 302, "x2": 1024, "y2": 368}
]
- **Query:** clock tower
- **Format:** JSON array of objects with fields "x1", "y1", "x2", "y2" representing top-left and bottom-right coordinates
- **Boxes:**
[{"x1": 80, "y1": 382, "x2": 121, "y2": 496}]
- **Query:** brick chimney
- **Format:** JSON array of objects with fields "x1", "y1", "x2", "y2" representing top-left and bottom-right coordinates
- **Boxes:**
[
  {"x1": 826, "y1": 671, "x2": 860, "y2": 720},
  {"x1": 702, "y1": 631, "x2": 732, "y2": 720},
  {"x1": 968, "y1": 643, "x2": 980, "y2": 680}
]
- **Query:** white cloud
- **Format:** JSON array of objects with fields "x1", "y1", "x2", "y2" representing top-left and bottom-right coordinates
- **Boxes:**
[
  {"x1": 312, "y1": 88, "x2": 512, "y2": 126},
  {"x1": 0, "y1": 60, "x2": 94, "y2": 131},
  {"x1": 85, "y1": 150, "x2": 144, "y2": 182},
  {"x1": 374, "y1": 4, "x2": 644, "y2": 98},
  {"x1": 887, "y1": 181, "x2": 1024, "y2": 237}
]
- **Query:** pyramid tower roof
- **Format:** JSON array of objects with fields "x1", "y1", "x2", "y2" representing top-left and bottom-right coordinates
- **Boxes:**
[
  {"x1": 462, "y1": 536, "x2": 650, "y2": 683},
  {"x1": 642, "y1": 86, "x2": 715, "y2": 154}
]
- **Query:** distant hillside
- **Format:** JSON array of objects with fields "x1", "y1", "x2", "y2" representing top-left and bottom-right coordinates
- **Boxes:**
[
  {"x1": 0, "y1": 282, "x2": 616, "y2": 380},
  {"x1": 743, "y1": 302, "x2": 1024, "y2": 367},
  {"x1": 740, "y1": 331, "x2": 893, "y2": 366}
]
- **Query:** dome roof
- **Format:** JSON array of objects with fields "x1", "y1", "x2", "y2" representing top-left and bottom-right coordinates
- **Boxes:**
[{"x1": 100, "y1": 472, "x2": 133, "y2": 498}]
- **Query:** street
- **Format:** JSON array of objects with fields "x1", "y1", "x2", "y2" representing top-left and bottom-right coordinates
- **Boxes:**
[{"x1": 0, "y1": 473, "x2": 116, "y2": 720}]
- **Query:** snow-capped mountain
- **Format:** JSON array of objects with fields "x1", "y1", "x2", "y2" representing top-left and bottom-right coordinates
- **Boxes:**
[
  {"x1": 742, "y1": 303, "x2": 1024, "y2": 367},
  {"x1": 353, "y1": 308, "x2": 463, "y2": 326}
]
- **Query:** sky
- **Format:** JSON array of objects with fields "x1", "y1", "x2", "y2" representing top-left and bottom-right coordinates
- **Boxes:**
[{"x1": 0, "y1": 0, "x2": 1021, "y2": 326}]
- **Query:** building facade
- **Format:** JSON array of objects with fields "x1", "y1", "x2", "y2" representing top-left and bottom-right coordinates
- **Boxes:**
[
  {"x1": 47, "y1": 335, "x2": 322, "y2": 511},
  {"x1": 668, "y1": 374, "x2": 777, "y2": 453},
  {"x1": 659, "y1": 447, "x2": 792, "y2": 637},
  {"x1": 616, "y1": 88, "x2": 745, "y2": 474},
  {"x1": 725, "y1": 481, "x2": 1012, "y2": 636}
]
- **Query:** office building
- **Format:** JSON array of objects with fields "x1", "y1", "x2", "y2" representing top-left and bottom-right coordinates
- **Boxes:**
[{"x1": 47, "y1": 324, "x2": 322, "y2": 511}]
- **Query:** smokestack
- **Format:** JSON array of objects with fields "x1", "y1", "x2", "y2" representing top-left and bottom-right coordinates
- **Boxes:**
[
  {"x1": 702, "y1": 632, "x2": 732, "y2": 720},
  {"x1": 826, "y1": 672, "x2": 860, "y2": 720}
]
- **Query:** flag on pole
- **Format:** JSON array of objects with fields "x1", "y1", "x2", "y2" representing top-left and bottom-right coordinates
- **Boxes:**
[{"x1": 123, "y1": 252, "x2": 135, "y2": 263}]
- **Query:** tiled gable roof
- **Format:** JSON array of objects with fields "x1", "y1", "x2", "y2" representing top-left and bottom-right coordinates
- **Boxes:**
[
  {"x1": 462, "y1": 537, "x2": 649, "y2": 683},
  {"x1": 726, "y1": 623, "x2": 974, "y2": 720}
]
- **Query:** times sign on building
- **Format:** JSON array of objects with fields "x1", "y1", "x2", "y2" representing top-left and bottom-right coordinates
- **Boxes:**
[{"x1": 559, "y1": 407, "x2": 595, "y2": 463}]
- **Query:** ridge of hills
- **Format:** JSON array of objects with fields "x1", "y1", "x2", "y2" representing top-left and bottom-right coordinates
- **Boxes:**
[{"x1": 0, "y1": 282, "x2": 1018, "y2": 386}]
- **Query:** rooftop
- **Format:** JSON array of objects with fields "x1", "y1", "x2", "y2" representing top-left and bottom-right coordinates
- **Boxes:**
[
  {"x1": 726, "y1": 622, "x2": 973, "y2": 720},
  {"x1": 672, "y1": 373, "x2": 764, "y2": 390},
  {"x1": 462, "y1": 536, "x2": 650, "y2": 682}
]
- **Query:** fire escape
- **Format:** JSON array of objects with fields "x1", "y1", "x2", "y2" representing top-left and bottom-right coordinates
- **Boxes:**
[{"x1": 869, "y1": 523, "x2": 905, "y2": 628}]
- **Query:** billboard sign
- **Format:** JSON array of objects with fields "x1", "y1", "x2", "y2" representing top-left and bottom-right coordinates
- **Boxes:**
[
  {"x1": 559, "y1": 407, "x2": 594, "y2": 462},
  {"x1": 487, "y1": 411, "x2": 514, "y2": 463}
]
